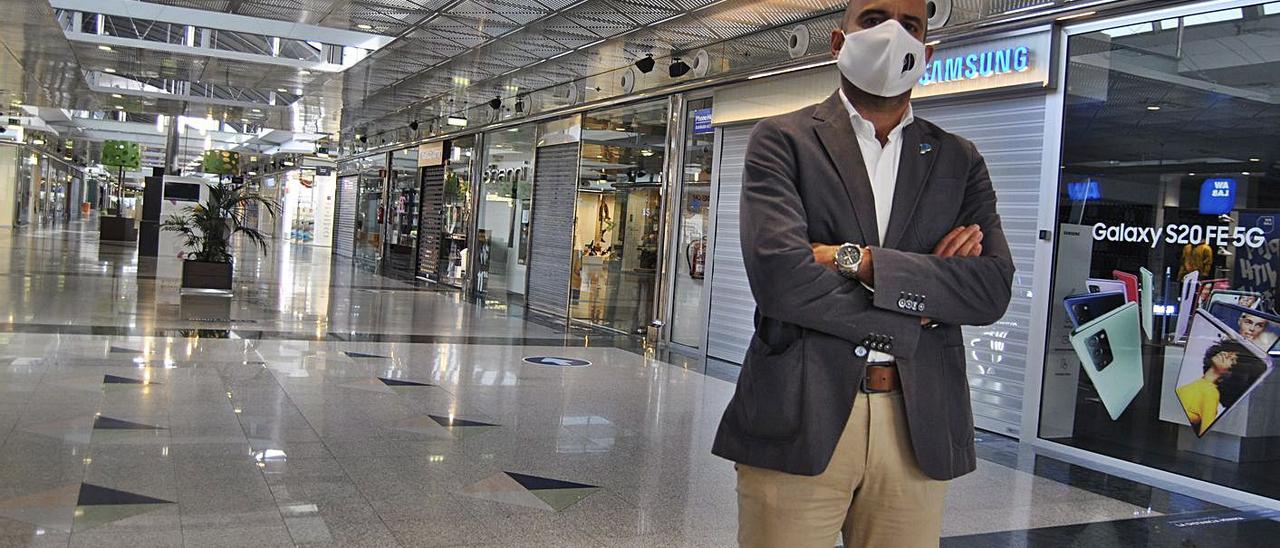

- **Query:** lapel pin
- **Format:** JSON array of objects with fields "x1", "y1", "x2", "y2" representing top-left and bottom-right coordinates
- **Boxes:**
[{"x1": 919, "y1": 143, "x2": 933, "y2": 155}]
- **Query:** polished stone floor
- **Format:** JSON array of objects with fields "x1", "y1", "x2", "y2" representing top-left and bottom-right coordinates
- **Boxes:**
[{"x1": 0, "y1": 220, "x2": 1276, "y2": 547}]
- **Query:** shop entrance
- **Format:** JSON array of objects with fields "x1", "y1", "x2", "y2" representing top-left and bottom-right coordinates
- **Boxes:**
[
  {"x1": 474, "y1": 125, "x2": 536, "y2": 307},
  {"x1": 571, "y1": 100, "x2": 669, "y2": 335},
  {"x1": 383, "y1": 147, "x2": 420, "y2": 280}
]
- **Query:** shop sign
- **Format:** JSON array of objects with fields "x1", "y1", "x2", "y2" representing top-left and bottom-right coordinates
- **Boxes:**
[
  {"x1": 693, "y1": 108, "x2": 714, "y2": 134},
  {"x1": 418, "y1": 141, "x2": 445, "y2": 167},
  {"x1": 316, "y1": 166, "x2": 333, "y2": 176},
  {"x1": 1067, "y1": 179, "x2": 1100, "y2": 201},
  {"x1": 1198, "y1": 178, "x2": 1235, "y2": 215},
  {"x1": 914, "y1": 26, "x2": 1053, "y2": 99}
]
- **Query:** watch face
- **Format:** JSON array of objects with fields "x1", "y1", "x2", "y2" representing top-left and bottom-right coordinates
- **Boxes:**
[{"x1": 836, "y1": 245, "x2": 860, "y2": 268}]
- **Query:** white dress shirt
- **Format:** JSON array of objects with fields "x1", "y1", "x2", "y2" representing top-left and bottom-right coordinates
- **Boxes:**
[{"x1": 838, "y1": 89, "x2": 915, "y2": 363}]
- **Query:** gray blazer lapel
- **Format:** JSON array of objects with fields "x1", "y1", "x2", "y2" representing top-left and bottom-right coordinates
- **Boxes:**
[
  {"x1": 883, "y1": 122, "x2": 940, "y2": 250},
  {"x1": 812, "y1": 94, "x2": 879, "y2": 247}
]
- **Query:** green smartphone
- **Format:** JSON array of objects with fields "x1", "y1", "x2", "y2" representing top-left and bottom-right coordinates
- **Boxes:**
[
  {"x1": 1069, "y1": 302, "x2": 1144, "y2": 420},
  {"x1": 1140, "y1": 267, "x2": 1154, "y2": 342}
]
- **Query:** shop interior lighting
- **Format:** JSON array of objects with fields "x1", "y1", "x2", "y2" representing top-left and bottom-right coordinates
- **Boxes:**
[
  {"x1": 1243, "y1": 172, "x2": 1252, "y2": 176},
  {"x1": 103, "y1": 68, "x2": 116, "y2": 73},
  {"x1": 357, "y1": 24, "x2": 374, "y2": 30},
  {"x1": 1146, "y1": 105, "x2": 1161, "y2": 111},
  {"x1": 1266, "y1": 2, "x2": 1280, "y2": 16},
  {"x1": 1250, "y1": 158, "x2": 1261, "y2": 162},
  {"x1": 98, "y1": 45, "x2": 112, "y2": 51},
  {"x1": 277, "y1": 88, "x2": 288, "y2": 93}
]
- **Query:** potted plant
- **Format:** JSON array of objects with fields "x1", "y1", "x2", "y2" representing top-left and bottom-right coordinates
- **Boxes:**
[{"x1": 160, "y1": 180, "x2": 280, "y2": 291}]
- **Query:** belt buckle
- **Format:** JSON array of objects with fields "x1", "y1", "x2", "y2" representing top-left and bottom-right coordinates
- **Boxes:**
[{"x1": 860, "y1": 363, "x2": 894, "y2": 394}]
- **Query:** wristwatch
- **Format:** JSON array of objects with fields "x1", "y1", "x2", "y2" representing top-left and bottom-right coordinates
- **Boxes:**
[{"x1": 834, "y1": 243, "x2": 864, "y2": 280}]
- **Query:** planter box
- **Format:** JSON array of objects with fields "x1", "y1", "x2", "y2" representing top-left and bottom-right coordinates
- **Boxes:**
[
  {"x1": 181, "y1": 260, "x2": 233, "y2": 292},
  {"x1": 99, "y1": 216, "x2": 137, "y2": 243}
]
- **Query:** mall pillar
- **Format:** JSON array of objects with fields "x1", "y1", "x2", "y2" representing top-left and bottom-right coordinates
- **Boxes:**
[{"x1": 138, "y1": 166, "x2": 164, "y2": 256}]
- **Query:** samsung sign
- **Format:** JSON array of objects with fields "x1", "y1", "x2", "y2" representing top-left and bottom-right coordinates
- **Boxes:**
[
  {"x1": 914, "y1": 27, "x2": 1053, "y2": 99},
  {"x1": 919, "y1": 46, "x2": 1032, "y2": 86}
]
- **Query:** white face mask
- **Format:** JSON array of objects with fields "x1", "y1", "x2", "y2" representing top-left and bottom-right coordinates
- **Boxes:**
[{"x1": 836, "y1": 20, "x2": 926, "y2": 98}]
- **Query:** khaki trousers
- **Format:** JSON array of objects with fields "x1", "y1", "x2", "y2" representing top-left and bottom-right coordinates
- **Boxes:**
[{"x1": 736, "y1": 392, "x2": 947, "y2": 548}]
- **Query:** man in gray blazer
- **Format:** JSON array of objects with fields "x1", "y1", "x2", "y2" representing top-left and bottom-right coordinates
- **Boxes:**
[{"x1": 711, "y1": 1, "x2": 1014, "y2": 546}]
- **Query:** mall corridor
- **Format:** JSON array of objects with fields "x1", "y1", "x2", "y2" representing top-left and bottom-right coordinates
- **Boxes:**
[{"x1": 0, "y1": 222, "x2": 1270, "y2": 547}]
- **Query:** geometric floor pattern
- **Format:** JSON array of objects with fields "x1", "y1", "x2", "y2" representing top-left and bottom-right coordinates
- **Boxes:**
[{"x1": 461, "y1": 472, "x2": 600, "y2": 512}]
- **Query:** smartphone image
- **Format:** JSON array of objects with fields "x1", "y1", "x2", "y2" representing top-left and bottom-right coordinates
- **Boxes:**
[
  {"x1": 1175, "y1": 310, "x2": 1275, "y2": 437},
  {"x1": 1173, "y1": 271, "x2": 1199, "y2": 343},
  {"x1": 1086, "y1": 278, "x2": 1128, "y2": 296},
  {"x1": 1064, "y1": 291, "x2": 1127, "y2": 329},
  {"x1": 1206, "y1": 289, "x2": 1264, "y2": 311},
  {"x1": 1208, "y1": 301, "x2": 1280, "y2": 354},
  {"x1": 1113, "y1": 271, "x2": 1138, "y2": 303},
  {"x1": 1069, "y1": 302, "x2": 1144, "y2": 420},
  {"x1": 1140, "y1": 267, "x2": 1155, "y2": 342},
  {"x1": 1196, "y1": 279, "x2": 1230, "y2": 310}
]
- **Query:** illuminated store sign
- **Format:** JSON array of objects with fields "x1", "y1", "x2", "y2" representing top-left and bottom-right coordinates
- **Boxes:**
[
  {"x1": 914, "y1": 26, "x2": 1053, "y2": 100},
  {"x1": 1199, "y1": 178, "x2": 1236, "y2": 215},
  {"x1": 919, "y1": 46, "x2": 1031, "y2": 86},
  {"x1": 1067, "y1": 179, "x2": 1100, "y2": 201}
]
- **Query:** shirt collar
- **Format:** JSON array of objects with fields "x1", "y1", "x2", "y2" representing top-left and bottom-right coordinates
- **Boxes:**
[{"x1": 838, "y1": 89, "x2": 914, "y2": 143}]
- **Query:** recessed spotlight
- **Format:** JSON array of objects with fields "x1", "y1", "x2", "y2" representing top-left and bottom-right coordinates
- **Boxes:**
[
  {"x1": 103, "y1": 68, "x2": 116, "y2": 74},
  {"x1": 98, "y1": 45, "x2": 112, "y2": 52},
  {"x1": 1188, "y1": 172, "x2": 1196, "y2": 176},
  {"x1": 1250, "y1": 158, "x2": 1261, "y2": 162},
  {"x1": 1146, "y1": 105, "x2": 1161, "y2": 111},
  {"x1": 357, "y1": 24, "x2": 374, "y2": 30},
  {"x1": 1243, "y1": 171, "x2": 1252, "y2": 176}
]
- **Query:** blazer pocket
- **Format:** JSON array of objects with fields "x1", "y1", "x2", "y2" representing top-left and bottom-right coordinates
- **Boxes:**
[
  {"x1": 735, "y1": 334, "x2": 807, "y2": 441},
  {"x1": 944, "y1": 345, "x2": 976, "y2": 449}
]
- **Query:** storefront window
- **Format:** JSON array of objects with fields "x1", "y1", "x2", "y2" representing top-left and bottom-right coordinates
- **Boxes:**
[
  {"x1": 669, "y1": 98, "x2": 715, "y2": 348},
  {"x1": 437, "y1": 137, "x2": 475, "y2": 288},
  {"x1": 385, "y1": 147, "x2": 420, "y2": 278},
  {"x1": 1040, "y1": 4, "x2": 1280, "y2": 500},
  {"x1": 475, "y1": 125, "x2": 536, "y2": 306},
  {"x1": 571, "y1": 100, "x2": 669, "y2": 334},
  {"x1": 353, "y1": 153, "x2": 387, "y2": 269}
]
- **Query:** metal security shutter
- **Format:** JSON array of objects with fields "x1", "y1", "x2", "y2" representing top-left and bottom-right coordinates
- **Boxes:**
[
  {"x1": 418, "y1": 165, "x2": 446, "y2": 280},
  {"x1": 916, "y1": 94, "x2": 1047, "y2": 439},
  {"x1": 334, "y1": 175, "x2": 357, "y2": 258},
  {"x1": 706, "y1": 124, "x2": 757, "y2": 364},
  {"x1": 525, "y1": 143, "x2": 579, "y2": 317}
]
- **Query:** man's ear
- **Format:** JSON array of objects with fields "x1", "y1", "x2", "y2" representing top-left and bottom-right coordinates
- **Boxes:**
[
  {"x1": 830, "y1": 29, "x2": 845, "y2": 58},
  {"x1": 925, "y1": 43, "x2": 935, "y2": 63}
]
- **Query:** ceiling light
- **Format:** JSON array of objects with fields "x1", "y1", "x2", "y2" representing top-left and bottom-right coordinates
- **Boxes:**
[
  {"x1": 447, "y1": 116, "x2": 468, "y2": 127},
  {"x1": 98, "y1": 45, "x2": 112, "y2": 52},
  {"x1": 1250, "y1": 158, "x2": 1261, "y2": 162},
  {"x1": 111, "y1": 93, "x2": 122, "y2": 98},
  {"x1": 299, "y1": 70, "x2": 311, "y2": 76},
  {"x1": 251, "y1": 108, "x2": 261, "y2": 113},
  {"x1": 32, "y1": 138, "x2": 44, "y2": 145},
  {"x1": 669, "y1": 58, "x2": 690, "y2": 78},
  {"x1": 357, "y1": 24, "x2": 374, "y2": 30},
  {"x1": 635, "y1": 54, "x2": 655, "y2": 74},
  {"x1": 115, "y1": 105, "x2": 124, "y2": 110},
  {"x1": 1146, "y1": 105, "x2": 1161, "y2": 111},
  {"x1": 1243, "y1": 171, "x2": 1252, "y2": 176},
  {"x1": 277, "y1": 88, "x2": 288, "y2": 93},
  {"x1": 1188, "y1": 172, "x2": 1196, "y2": 176},
  {"x1": 1056, "y1": 11, "x2": 1097, "y2": 21},
  {"x1": 103, "y1": 68, "x2": 116, "y2": 74}
]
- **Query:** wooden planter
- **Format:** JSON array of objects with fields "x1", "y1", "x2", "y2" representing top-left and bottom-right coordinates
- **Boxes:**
[{"x1": 181, "y1": 260, "x2": 233, "y2": 291}]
